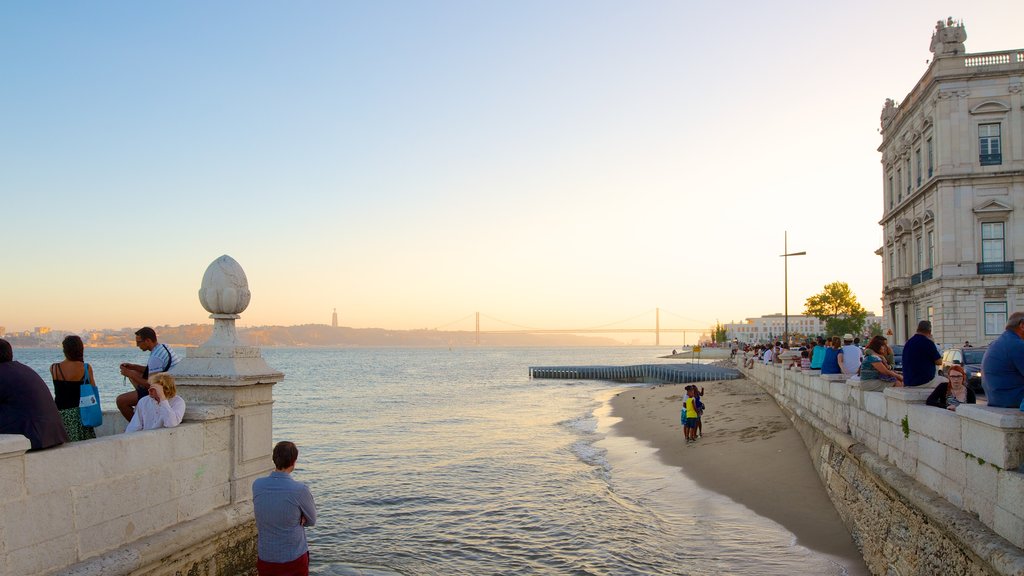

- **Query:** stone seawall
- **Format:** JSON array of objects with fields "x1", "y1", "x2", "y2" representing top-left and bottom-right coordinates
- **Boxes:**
[{"x1": 740, "y1": 360, "x2": 1024, "y2": 576}]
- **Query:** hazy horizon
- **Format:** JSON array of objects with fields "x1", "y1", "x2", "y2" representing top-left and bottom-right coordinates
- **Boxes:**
[{"x1": 4, "y1": 2, "x2": 1021, "y2": 335}]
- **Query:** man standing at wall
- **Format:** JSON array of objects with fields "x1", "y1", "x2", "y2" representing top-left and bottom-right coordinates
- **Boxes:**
[
  {"x1": 253, "y1": 441, "x2": 317, "y2": 576},
  {"x1": 982, "y1": 312, "x2": 1024, "y2": 407},
  {"x1": 902, "y1": 321, "x2": 942, "y2": 387},
  {"x1": 117, "y1": 327, "x2": 181, "y2": 421}
]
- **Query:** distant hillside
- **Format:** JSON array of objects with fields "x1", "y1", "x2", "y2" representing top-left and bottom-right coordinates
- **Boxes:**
[{"x1": 152, "y1": 324, "x2": 622, "y2": 348}]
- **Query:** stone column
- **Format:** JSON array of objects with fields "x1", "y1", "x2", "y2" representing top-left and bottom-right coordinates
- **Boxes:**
[{"x1": 170, "y1": 255, "x2": 283, "y2": 503}]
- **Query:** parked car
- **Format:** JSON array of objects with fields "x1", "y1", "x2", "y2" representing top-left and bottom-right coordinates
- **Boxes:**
[
  {"x1": 891, "y1": 344, "x2": 904, "y2": 372},
  {"x1": 939, "y1": 347, "x2": 986, "y2": 394}
]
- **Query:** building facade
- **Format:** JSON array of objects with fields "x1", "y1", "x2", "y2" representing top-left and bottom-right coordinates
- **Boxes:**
[
  {"x1": 879, "y1": 20, "x2": 1024, "y2": 347},
  {"x1": 726, "y1": 312, "x2": 882, "y2": 344}
]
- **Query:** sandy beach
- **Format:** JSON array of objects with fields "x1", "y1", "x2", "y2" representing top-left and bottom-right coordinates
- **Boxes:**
[{"x1": 610, "y1": 375, "x2": 868, "y2": 573}]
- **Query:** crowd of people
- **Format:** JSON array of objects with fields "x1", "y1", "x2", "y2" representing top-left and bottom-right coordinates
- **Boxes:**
[
  {"x1": 0, "y1": 327, "x2": 185, "y2": 451},
  {"x1": 736, "y1": 311, "x2": 1024, "y2": 414}
]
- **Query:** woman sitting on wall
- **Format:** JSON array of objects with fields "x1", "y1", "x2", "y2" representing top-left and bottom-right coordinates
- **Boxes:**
[
  {"x1": 859, "y1": 335, "x2": 904, "y2": 391},
  {"x1": 926, "y1": 364, "x2": 976, "y2": 411},
  {"x1": 125, "y1": 373, "x2": 186, "y2": 432},
  {"x1": 50, "y1": 335, "x2": 97, "y2": 442},
  {"x1": 820, "y1": 337, "x2": 843, "y2": 375}
]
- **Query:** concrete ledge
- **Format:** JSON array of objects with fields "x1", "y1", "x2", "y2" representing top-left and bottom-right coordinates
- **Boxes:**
[
  {"x1": 959, "y1": 406, "x2": 1024, "y2": 470},
  {"x1": 0, "y1": 434, "x2": 31, "y2": 457},
  {"x1": 958, "y1": 405, "x2": 1024, "y2": 429},
  {"x1": 52, "y1": 502, "x2": 253, "y2": 576},
  {"x1": 884, "y1": 386, "x2": 934, "y2": 402}
]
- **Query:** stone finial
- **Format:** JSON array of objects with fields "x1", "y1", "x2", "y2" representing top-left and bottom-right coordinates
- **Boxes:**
[
  {"x1": 929, "y1": 17, "x2": 966, "y2": 57},
  {"x1": 198, "y1": 255, "x2": 250, "y2": 346},
  {"x1": 199, "y1": 255, "x2": 251, "y2": 317}
]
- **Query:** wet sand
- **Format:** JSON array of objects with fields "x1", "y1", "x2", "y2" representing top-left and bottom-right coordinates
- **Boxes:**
[{"x1": 609, "y1": 376, "x2": 868, "y2": 573}]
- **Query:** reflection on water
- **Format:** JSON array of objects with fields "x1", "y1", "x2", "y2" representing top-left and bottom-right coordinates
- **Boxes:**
[{"x1": 16, "y1": 347, "x2": 854, "y2": 575}]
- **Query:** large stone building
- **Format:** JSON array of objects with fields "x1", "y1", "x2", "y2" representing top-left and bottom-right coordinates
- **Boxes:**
[{"x1": 879, "y1": 19, "x2": 1024, "y2": 347}]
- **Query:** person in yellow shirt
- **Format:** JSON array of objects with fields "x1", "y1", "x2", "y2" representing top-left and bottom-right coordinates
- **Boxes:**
[{"x1": 681, "y1": 386, "x2": 699, "y2": 443}]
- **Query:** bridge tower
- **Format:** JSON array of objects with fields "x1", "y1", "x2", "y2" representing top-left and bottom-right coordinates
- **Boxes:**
[
  {"x1": 656, "y1": 307, "x2": 660, "y2": 346},
  {"x1": 475, "y1": 311, "x2": 480, "y2": 346}
]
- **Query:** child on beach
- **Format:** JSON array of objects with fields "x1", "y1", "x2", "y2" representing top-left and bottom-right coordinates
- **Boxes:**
[{"x1": 681, "y1": 386, "x2": 699, "y2": 443}]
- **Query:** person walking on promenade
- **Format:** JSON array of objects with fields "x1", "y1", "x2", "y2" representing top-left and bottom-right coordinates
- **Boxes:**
[
  {"x1": 253, "y1": 441, "x2": 317, "y2": 576},
  {"x1": 902, "y1": 321, "x2": 942, "y2": 387},
  {"x1": 117, "y1": 327, "x2": 181, "y2": 421},
  {"x1": 981, "y1": 312, "x2": 1024, "y2": 407},
  {"x1": 50, "y1": 335, "x2": 97, "y2": 441},
  {"x1": 0, "y1": 339, "x2": 69, "y2": 451}
]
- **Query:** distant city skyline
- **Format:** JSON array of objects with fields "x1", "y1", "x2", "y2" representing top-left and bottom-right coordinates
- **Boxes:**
[{"x1": 3, "y1": 2, "x2": 1022, "y2": 336}]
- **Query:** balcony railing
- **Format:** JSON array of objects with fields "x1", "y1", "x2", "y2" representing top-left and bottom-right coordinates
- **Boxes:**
[
  {"x1": 978, "y1": 261, "x2": 1014, "y2": 275},
  {"x1": 910, "y1": 268, "x2": 934, "y2": 286},
  {"x1": 980, "y1": 153, "x2": 1003, "y2": 166}
]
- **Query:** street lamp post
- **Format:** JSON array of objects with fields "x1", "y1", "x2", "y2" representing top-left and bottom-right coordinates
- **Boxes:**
[{"x1": 780, "y1": 231, "x2": 806, "y2": 346}]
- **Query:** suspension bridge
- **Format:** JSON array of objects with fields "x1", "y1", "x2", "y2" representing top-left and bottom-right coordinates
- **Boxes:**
[{"x1": 433, "y1": 308, "x2": 710, "y2": 346}]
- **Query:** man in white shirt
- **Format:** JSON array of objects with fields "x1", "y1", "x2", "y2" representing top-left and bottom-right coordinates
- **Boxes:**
[{"x1": 838, "y1": 333, "x2": 863, "y2": 377}]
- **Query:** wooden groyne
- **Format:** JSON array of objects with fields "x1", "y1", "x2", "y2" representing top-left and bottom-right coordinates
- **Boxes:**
[{"x1": 529, "y1": 363, "x2": 739, "y2": 384}]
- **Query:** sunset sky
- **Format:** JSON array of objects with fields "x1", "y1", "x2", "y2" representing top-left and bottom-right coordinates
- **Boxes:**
[{"x1": 3, "y1": 2, "x2": 1023, "y2": 338}]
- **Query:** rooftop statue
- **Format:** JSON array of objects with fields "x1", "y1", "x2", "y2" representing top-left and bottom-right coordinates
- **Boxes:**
[
  {"x1": 930, "y1": 17, "x2": 967, "y2": 57},
  {"x1": 880, "y1": 98, "x2": 898, "y2": 130}
]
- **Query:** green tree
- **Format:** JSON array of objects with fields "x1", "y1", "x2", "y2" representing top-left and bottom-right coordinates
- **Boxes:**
[
  {"x1": 712, "y1": 321, "x2": 728, "y2": 343},
  {"x1": 804, "y1": 281, "x2": 868, "y2": 337},
  {"x1": 867, "y1": 321, "x2": 883, "y2": 338}
]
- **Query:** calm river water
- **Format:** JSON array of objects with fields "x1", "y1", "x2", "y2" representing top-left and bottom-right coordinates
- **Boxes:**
[{"x1": 16, "y1": 346, "x2": 856, "y2": 575}]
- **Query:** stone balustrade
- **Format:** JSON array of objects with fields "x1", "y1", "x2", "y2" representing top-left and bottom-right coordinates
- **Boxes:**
[
  {"x1": 741, "y1": 357, "x2": 1024, "y2": 550},
  {"x1": 0, "y1": 256, "x2": 283, "y2": 576}
]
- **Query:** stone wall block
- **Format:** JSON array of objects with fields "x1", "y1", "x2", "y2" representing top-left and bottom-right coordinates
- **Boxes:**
[
  {"x1": 857, "y1": 411, "x2": 882, "y2": 440},
  {"x1": 177, "y1": 484, "x2": 231, "y2": 523},
  {"x1": 0, "y1": 489, "x2": 74, "y2": 552},
  {"x1": 912, "y1": 404, "x2": 961, "y2": 449},
  {"x1": 916, "y1": 462, "x2": 944, "y2": 493},
  {"x1": 203, "y1": 419, "x2": 232, "y2": 454},
  {"x1": 0, "y1": 455, "x2": 25, "y2": 505},
  {"x1": 965, "y1": 459, "x2": 998, "y2": 526},
  {"x1": 997, "y1": 470, "x2": 1024, "y2": 520},
  {"x1": 170, "y1": 424, "x2": 206, "y2": 462},
  {"x1": 77, "y1": 500, "x2": 178, "y2": 560},
  {"x1": 73, "y1": 468, "x2": 174, "y2": 529},
  {"x1": 173, "y1": 450, "x2": 232, "y2": 496},
  {"x1": 829, "y1": 381, "x2": 850, "y2": 402},
  {"x1": 917, "y1": 435, "x2": 948, "y2": 472},
  {"x1": 993, "y1": 505, "x2": 1024, "y2": 548},
  {"x1": 961, "y1": 419, "x2": 1024, "y2": 470},
  {"x1": 944, "y1": 445, "x2": 968, "y2": 488},
  {"x1": 864, "y1": 392, "x2": 887, "y2": 418},
  {"x1": 958, "y1": 405, "x2": 1024, "y2": 469},
  {"x1": 6, "y1": 534, "x2": 77, "y2": 576},
  {"x1": 23, "y1": 442, "x2": 110, "y2": 496}
]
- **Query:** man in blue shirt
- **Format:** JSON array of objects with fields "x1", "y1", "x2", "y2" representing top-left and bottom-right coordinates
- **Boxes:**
[
  {"x1": 902, "y1": 321, "x2": 942, "y2": 387},
  {"x1": 982, "y1": 312, "x2": 1024, "y2": 408},
  {"x1": 253, "y1": 441, "x2": 317, "y2": 575}
]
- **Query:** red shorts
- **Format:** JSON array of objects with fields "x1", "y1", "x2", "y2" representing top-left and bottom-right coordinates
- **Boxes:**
[{"x1": 257, "y1": 551, "x2": 309, "y2": 576}]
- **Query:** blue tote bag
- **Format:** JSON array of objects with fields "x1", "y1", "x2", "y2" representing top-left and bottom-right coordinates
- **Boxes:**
[{"x1": 79, "y1": 363, "x2": 103, "y2": 428}]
